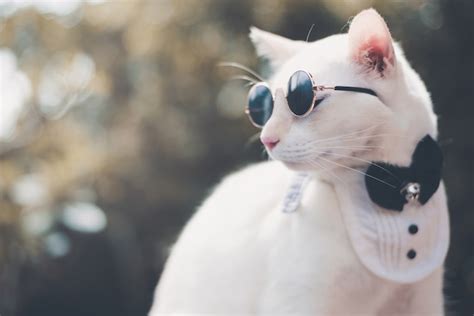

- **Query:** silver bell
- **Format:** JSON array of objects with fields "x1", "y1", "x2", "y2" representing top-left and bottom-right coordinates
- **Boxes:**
[{"x1": 401, "y1": 182, "x2": 421, "y2": 202}]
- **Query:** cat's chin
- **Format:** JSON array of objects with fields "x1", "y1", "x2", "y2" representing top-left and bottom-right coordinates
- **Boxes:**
[{"x1": 279, "y1": 160, "x2": 315, "y2": 172}]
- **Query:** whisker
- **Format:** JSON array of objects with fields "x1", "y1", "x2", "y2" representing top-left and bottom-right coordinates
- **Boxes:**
[
  {"x1": 245, "y1": 132, "x2": 261, "y2": 148},
  {"x1": 305, "y1": 23, "x2": 316, "y2": 42},
  {"x1": 315, "y1": 155, "x2": 397, "y2": 189},
  {"x1": 284, "y1": 124, "x2": 385, "y2": 149},
  {"x1": 305, "y1": 133, "x2": 408, "y2": 147},
  {"x1": 305, "y1": 158, "x2": 346, "y2": 186},
  {"x1": 280, "y1": 144, "x2": 381, "y2": 157},
  {"x1": 316, "y1": 145, "x2": 384, "y2": 149},
  {"x1": 218, "y1": 62, "x2": 265, "y2": 82},
  {"x1": 288, "y1": 136, "x2": 384, "y2": 148},
  {"x1": 310, "y1": 149, "x2": 402, "y2": 184},
  {"x1": 307, "y1": 123, "x2": 384, "y2": 143},
  {"x1": 275, "y1": 152, "x2": 346, "y2": 185},
  {"x1": 304, "y1": 130, "x2": 382, "y2": 148},
  {"x1": 229, "y1": 75, "x2": 258, "y2": 84}
]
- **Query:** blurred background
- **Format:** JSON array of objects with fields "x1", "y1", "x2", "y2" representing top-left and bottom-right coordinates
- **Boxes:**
[{"x1": 0, "y1": 0, "x2": 472, "y2": 315}]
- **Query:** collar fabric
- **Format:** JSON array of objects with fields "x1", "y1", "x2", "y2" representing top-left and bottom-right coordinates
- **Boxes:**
[
  {"x1": 280, "y1": 135, "x2": 449, "y2": 283},
  {"x1": 335, "y1": 172, "x2": 449, "y2": 283},
  {"x1": 365, "y1": 135, "x2": 443, "y2": 211}
]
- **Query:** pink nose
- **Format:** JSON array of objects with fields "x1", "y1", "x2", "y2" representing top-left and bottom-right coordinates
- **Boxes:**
[{"x1": 261, "y1": 136, "x2": 279, "y2": 150}]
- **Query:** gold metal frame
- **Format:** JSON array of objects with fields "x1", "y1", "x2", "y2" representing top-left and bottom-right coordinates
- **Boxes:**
[
  {"x1": 245, "y1": 82, "x2": 273, "y2": 128},
  {"x1": 245, "y1": 70, "x2": 335, "y2": 128}
]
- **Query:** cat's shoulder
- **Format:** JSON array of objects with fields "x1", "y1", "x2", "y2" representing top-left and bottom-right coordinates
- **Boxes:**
[
  {"x1": 223, "y1": 159, "x2": 290, "y2": 181},
  {"x1": 214, "y1": 160, "x2": 291, "y2": 195},
  {"x1": 176, "y1": 161, "x2": 292, "y2": 246},
  {"x1": 193, "y1": 160, "x2": 291, "y2": 219}
]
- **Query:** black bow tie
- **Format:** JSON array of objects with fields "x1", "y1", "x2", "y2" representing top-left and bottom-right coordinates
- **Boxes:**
[{"x1": 365, "y1": 135, "x2": 443, "y2": 212}]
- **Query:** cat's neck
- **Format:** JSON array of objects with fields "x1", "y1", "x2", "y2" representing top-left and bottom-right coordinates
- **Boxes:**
[{"x1": 308, "y1": 166, "x2": 363, "y2": 188}]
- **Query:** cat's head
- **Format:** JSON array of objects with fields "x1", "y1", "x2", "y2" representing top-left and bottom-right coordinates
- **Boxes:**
[{"x1": 249, "y1": 9, "x2": 437, "y2": 173}]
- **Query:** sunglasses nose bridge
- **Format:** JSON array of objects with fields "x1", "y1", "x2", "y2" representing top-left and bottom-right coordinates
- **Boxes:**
[
  {"x1": 261, "y1": 88, "x2": 292, "y2": 142},
  {"x1": 273, "y1": 88, "x2": 294, "y2": 119}
]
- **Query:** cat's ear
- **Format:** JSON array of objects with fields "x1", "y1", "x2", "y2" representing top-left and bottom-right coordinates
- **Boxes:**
[
  {"x1": 348, "y1": 9, "x2": 395, "y2": 76},
  {"x1": 250, "y1": 27, "x2": 306, "y2": 70}
]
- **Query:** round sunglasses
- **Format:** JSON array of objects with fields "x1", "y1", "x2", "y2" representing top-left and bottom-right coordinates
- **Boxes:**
[{"x1": 245, "y1": 70, "x2": 377, "y2": 128}]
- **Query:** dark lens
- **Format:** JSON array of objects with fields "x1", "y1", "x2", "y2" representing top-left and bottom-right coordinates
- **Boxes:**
[
  {"x1": 247, "y1": 84, "x2": 273, "y2": 127},
  {"x1": 287, "y1": 70, "x2": 314, "y2": 116}
]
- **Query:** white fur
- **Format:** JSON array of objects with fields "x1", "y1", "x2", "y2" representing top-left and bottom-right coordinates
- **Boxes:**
[{"x1": 150, "y1": 9, "x2": 446, "y2": 315}]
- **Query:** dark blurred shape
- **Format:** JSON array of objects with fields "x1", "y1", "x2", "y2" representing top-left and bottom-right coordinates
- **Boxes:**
[{"x1": 0, "y1": 0, "x2": 473, "y2": 315}]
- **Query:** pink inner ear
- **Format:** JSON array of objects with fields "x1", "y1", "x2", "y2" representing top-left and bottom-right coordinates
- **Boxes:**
[{"x1": 348, "y1": 9, "x2": 395, "y2": 69}]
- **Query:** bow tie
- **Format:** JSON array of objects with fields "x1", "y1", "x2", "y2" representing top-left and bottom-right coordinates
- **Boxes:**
[{"x1": 365, "y1": 135, "x2": 443, "y2": 212}]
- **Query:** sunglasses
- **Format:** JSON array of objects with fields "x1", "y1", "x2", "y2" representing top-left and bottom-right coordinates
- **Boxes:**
[{"x1": 245, "y1": 70, "x2": 377, "y2": 128}]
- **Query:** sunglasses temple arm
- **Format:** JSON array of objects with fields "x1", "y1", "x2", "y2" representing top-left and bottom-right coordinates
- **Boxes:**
[
  {"x1": 314, "y1": 85, "x2": 377, "y2": 97},
  {"x1": 313, "y1": 85, "x2": 335, "y2": 91},
  {"x1": 335, "y1": 86, "x2": 377, "y2": 96}
]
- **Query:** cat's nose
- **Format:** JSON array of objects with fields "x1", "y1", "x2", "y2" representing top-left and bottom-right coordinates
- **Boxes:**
[{"x1": 261, "y1": 136, "x2": 279, "y2": 150}]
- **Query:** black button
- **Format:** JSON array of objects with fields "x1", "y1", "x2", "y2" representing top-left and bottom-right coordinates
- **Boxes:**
[
  {"x1": 407, "y1": 249, "x2": 417, "y2": 259},
  {"x1": 408, "y1": 224, "x2": 419, "y2": 234}
]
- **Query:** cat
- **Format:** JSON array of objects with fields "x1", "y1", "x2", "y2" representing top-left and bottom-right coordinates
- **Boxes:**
[{"x1": 149, "y1": 8, "x2": 449, "y2": 315}]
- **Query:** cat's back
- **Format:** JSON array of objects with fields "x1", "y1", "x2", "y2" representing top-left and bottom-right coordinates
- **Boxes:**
[
  {"x1": 186, "y1": 160, "x2": 292, "y2": 231},
  {"x1": 151, "y1": 161, "x2": 293, "y2": 314},
  {"x1": 151, "y1": 162, "x2": 376, "y2": 315}
]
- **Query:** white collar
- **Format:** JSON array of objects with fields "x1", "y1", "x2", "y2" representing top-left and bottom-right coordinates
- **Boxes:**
[
  {"x1": 280, "y1": 172, "x2": 311, "y2": 213},
  {"x1": 280, "y1": 171, "x2": 449, "y2": 284}
]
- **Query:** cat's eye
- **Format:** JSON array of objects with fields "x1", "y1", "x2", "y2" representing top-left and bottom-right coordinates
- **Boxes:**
[
  {"x1": 245, "y1": 70, "x2": 377, "y2": 128},
  {"x1": 313, "y1": 98, "x2": 325, "y2": 109}
]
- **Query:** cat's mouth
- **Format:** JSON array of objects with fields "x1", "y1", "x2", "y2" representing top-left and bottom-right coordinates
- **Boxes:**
[
  {"x1": 270, "y1": 149, "x2": 331, "y2": 171},
  {"x1": 270, "y1": 148, "x2": 348, "y2": 172}
]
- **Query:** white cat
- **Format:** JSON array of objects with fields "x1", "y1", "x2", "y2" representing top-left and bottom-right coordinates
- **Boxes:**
[{"x1": 150, "y1": 9, "x2": 448, "y2": 315}]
